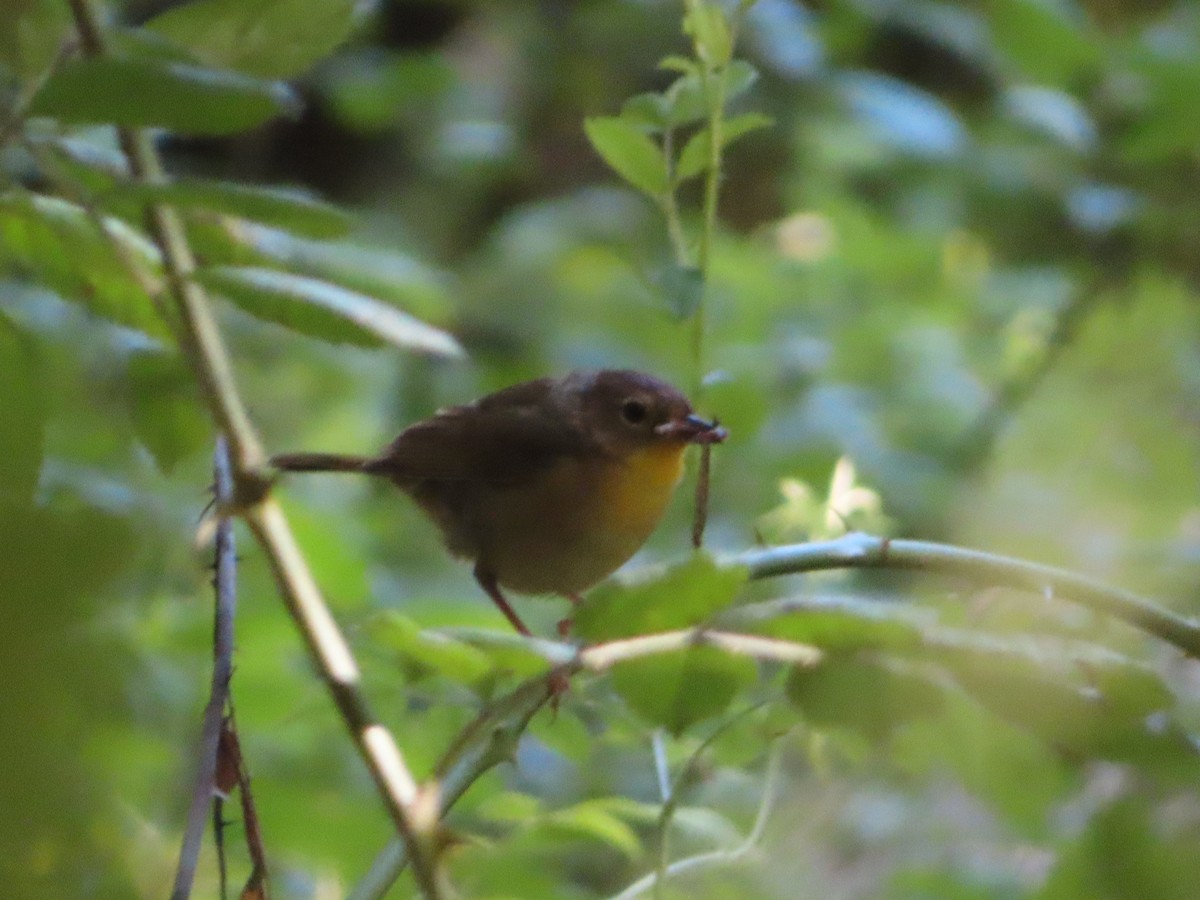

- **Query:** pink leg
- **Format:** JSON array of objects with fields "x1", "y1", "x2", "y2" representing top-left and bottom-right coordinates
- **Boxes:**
[{"x1": 473, "y1": 564, "x2": 531, "y2": 636}]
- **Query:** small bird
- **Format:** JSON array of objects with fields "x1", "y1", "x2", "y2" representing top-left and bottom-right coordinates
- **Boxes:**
[{"x1": 272, "y1": 369, "x2": 727, "y2": 636}]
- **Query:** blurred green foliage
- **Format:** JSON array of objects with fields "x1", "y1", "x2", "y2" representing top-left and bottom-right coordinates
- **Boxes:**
[{"x1": 3, "y1": 0, "x2": 1200, "y2": 897}]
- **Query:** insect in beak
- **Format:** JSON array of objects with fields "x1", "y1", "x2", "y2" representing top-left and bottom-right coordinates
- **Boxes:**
[{"x1": 655, "y1": 414, "x2": 728, "y2": 445}]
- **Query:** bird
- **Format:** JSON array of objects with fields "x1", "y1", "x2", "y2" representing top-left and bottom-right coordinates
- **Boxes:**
[{"x1": 271, "y1": 369, "x2": 727, "y2": 636}]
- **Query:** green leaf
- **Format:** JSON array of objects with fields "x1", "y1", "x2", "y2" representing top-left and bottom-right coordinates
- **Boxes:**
[
  {"x1": 196, "y1": 223, "x2": 453, "y2": 323},
  {"x1": 675, "y1": 112, "x2": 773, "y2": 182},
  {"x1": 123, "y1": 179, "x2": 354, "y2": 238},
  {"x1": 583, "y1": 117, "x2": 670, "y2": 198},
  {"x1": 662, "y1": 62, "x2": 758, "y2": 129},
  {"x1": 0, "y1": 0, "x2": 70, "y2": 78},
  {"x1": 539, "y1": 800, "x2": 643, "y2": 859},
  {"x1": 620, "y1": 92, "x2": 670, "y2": 131},
  {"x1": 0, "y1": 313, "x2": 45, "y2": 503},
  {"x1": 196, "y1": 265, "x2": 463, "y2": 356},
  {"x1": 31, "y1": 57, "x2": 297, "y2": 135},
  {"x1": 125, "y1": 351, "x2": 209, "y2": 474},
  {"x1": 0, "y1": 193, "x2": 168, "y2": 338},
  {"x1": 369, "y1": 613, "x2": 496, "y2": 686},
  {"x1": 146, "y1": 0, "x2": 359, "y2": 78},
  {"x1": 573, "y1": 553, "x2": 748, "y2": 642},
  {"x1": 786, "y1": 656, "x2": 946, "y2": 741},
  {"x1": 612, "y1": 646, "x2": 757, "y2": 735},
  {"x1": 722, "y1": 60, "x2": 760, "y2": 103},
  {"x1": 738, "y1": 596, "x2": 928, "y2": 652},
  {"x1": 684, "y1": 3, "x2": 733, "y2": 67}
]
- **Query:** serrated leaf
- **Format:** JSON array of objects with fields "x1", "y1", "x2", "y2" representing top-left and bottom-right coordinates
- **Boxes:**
[
  {"x1": 574, "y1": 553, "x2": 747, "y2": 642},
  {"x1": 584, "y1": 117, "x2": 670, "y2": 198},
  {"x1": 612, "y1": 646, "x2": 756, "y2": 735},
  {"x1": 0, "y1": 193, "x2": 167, "y2": 338},
  {"x1": 147, "y1": 0, "x2": 359, "y2": 78},
  {"x1": 675, "y1": 112, "x2": 773, "y2": 182},
  {"x1": 126, "y1": 350, "x2": 208, "y2": 474},
  {"x1": 0, "y1": 312, "x2": 45, "y2": 502},
  {"x1": 369, "y1": 613, "x2": 496, "y2": 686},
  {"x1": 31, "y1": 57, "x2": 297, "y2": 135},
  {"x1": 197, "y1": 265, "x2": 463, "y2": 356},
  {"x1": 123, "y1": 179, "x2": 353, "y2": 238}
]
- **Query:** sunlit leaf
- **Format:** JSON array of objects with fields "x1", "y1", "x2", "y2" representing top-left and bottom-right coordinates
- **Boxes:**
[
  {"x1": 121, "y1": 179, "x2": 354, "y2": 238},
  {"x1": 0, "y1": 193, "x2": 167, "y2": 338},
  {"x1": 197, "y1": 265, "x2": 463, "y2": 356}
]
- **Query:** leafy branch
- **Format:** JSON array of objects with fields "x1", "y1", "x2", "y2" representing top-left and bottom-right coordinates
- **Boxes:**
[
  {"x1": 63, "y1": 1, "x2": 447, "y2": 895},
  {"x1": 584, "y1": 0, "x2": 769, "y2": 394}
]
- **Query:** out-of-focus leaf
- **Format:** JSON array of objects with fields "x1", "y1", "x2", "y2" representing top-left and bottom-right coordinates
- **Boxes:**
[
  {"x1": 146, "y1": 0, "x2": 359, "y2": 78},
  {"x1": 684, "y1": 3, "x2": 732, "y2": 67},
  {"x1": 736, "y1": 595, "x2": 928, "y2": 652},
  {"x1": 1037, "y1": 797, "x2": 1200, "y2": 900},
  {"x1": 786, "y1": 656, "x2": 946, "y2": 740},
  {"x1": 657, "y1": 263, "x2": 703, "y2": 320},
  {"x1": 838, "y1": 71, "x2": 966, "y2": 157},
  {"x1": 584, "y1": 117, "x2": 669, "y2": 198},
  {"x1": 574, "y1": 553, "x2": 748, "y2": 641},
  {"x1": 31, "y1": 57, "x2": 296, "y2": 135},
  {"x1": 675, "y1": 112, "x2": 773, "y2": 182},
  {"x1": 121, "y1": 179, "x2": 353, "y2": 238},
  {"x1": 662, "y1": 61, "x2": 759, "y2": 129},
  {"x1": 0, "y1": 193, "x2": 167, "y2": 338},
  {"x1": 538, "y1": 799, "x2": 643, "y2": 859},
  {"x1": 126, "y1": 350, "x2": 208, "y2": 473},
  {"x1": 0, "y1": 312, "x2": 45, "y2": 502},
  {"x1": 990, "y1": 0, "x2": 1100, "y2": 86},
  {"x1": 199, "y1": 222, "x2": 453, "y2": 323},
  {"x1": 370, "y1": 613, "x2": 496, "y2": 686},
  {"x1": 611, "y1": 646, "x2": 757, "y2": 735},
  {"x1": 745, "y1": 0, "x2": 823, "y2": 78},
  {"x1": 441, "y1": 628, "x2": 558, "y2": 678},
  {"x1": 1003, "y1": 86, "x2": 1096, "y2": 153},
  {"x1": 196, "y1": 265, "x2": 463, "y2": 356},
  {"x1": 0, "y1": 0, "x2": 70, "y2": 77}
]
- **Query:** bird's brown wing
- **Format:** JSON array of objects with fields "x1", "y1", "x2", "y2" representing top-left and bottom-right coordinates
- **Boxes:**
[{"x1": 365, "y1": 377, "x2": 595, "y2": 486}]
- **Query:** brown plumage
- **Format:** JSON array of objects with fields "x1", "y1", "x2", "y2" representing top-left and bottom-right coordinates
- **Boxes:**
[{"x1": 272, "y1": 369, "x2": 726, "y2": 635}]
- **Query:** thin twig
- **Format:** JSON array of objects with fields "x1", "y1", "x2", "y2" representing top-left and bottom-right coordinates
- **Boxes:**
[
  {"x1": 737, "y1": 533, "x2": 1200, "y2": 658},
  {"x1": 220, "y1": 714, "x2": 270, "y2": 897},
  {"x1": 351, "y1": 677, "x2": 556, "y2": 900},
  {"x1": 64, "y1": 2, "x2": 443, "y2": 894},
  {"x1": 610, "y1": 740, "x2": 784, "y2": 900},
  {"x1": 171, "y1": 439, "x2": 238, "y2": 900}
]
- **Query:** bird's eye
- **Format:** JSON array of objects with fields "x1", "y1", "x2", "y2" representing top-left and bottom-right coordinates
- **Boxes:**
[{"x1": 621, "y1": 399, "x2": 648, "y2": 425}]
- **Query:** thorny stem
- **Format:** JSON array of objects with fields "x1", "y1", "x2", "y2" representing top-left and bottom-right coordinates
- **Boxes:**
[{"x1": 65, "y1": 1, "x2": 444, "y2": 895}]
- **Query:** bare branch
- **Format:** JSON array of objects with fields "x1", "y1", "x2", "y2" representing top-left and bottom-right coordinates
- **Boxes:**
[{"x1": 739, "y1": 533, "x2": 1200, "y2": 658}]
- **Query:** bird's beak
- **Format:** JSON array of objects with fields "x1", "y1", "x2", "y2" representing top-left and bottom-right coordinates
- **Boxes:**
[{"x1": 655, "y1": 413, "x2": 728, "y2": 445}]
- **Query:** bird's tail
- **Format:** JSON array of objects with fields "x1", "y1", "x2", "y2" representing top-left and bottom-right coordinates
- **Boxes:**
[{"x1": 271, "y1": 452, "x2": 372, "y2": 474}]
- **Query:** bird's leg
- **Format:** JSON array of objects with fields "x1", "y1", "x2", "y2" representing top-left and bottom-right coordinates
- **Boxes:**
[
  {"x1": 557, "y1": 592, "x2": 585, "y2": 638},
  {"x1": 473, "y1": 563, "x2": 531, "y2": 636}
]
